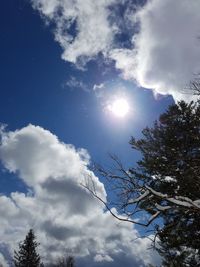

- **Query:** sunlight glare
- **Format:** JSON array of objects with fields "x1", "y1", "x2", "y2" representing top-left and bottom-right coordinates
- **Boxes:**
[{"x1": 109, "y1": 98, "x2": 130, "y2": 118}]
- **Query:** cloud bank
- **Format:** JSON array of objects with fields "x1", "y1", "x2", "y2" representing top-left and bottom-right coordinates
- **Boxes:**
[
  {"x1": 31, "y1": 0, "x2": 116, "y2": 65},
  {"x1": 31, "y1": 0, "x2": 200, "y2": 100},
  {"x1": 110, "y1": 0, "x2": 200, "y2": 100},
  {"x1": 0, "y1": 125, "x2": 159, "y2": 266}
]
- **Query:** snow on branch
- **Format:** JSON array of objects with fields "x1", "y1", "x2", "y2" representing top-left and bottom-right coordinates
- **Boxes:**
[
  {"x1": 145, "y1": 185, "x2": 200, "y2": 210},
  {"x1": 128, "y1": 190, "x2": 150, "y2": 204}
]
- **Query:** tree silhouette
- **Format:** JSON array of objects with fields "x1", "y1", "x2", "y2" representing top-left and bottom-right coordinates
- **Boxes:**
[
  {"x1": 14, "y1": 229, "x2": 42, "y2": 267},
  {"x1": 89, "y1": 100, "x2": 200, "y2": 265},
  {"x1": 48, "y1": 256, "x2": 75, "y2": 267},
  {"x1": 57, "y1": 256, "x2": 75, "y2": 267}
]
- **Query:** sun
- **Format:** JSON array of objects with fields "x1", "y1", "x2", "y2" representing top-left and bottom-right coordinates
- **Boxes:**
[{"x1": 109, "y1": 98, "x2": 130, "y2": 118}]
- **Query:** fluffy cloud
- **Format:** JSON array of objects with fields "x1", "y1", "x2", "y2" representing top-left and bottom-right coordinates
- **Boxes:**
[
  {"x1": 110, "y1": 0, "x2": 200, "y2": 100},
  {"x1": 31, "y1": 0, "x2": 200, "y2": 100},
  {"x1": 0, "y1": 253, "x2": 8, "y2": 267},
  {"x1": 31, "y1": 0, "x2": 116, "y2": 65},
  {"x1": 0, "y1": 125, "x2": 159, "y2": 266},
  {"x1": 94, "y1": 254, "x2": 113, "y2": 262}
]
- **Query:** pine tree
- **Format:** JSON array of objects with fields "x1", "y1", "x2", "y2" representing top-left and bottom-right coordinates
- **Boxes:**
[
  {"x1": 96, "y1": 100, "x2": 200, "y2": 265},
  {"x1": 57, "y1": 256, "x2": 75, "y2": 267},
  {"x1": 66, "y1": 256, "x2": 75, "y2": 267},
  {"x1": 14, "y1": 229, "x2": 42, "y2": 267}
]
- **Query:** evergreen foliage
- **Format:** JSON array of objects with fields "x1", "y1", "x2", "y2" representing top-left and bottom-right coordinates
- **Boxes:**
[
  {"x1": 57, "y1": 256, "x2": 75, "y2": 267},
  {"x1": 47, "y1": 256, "x2": 75, "y2": 267},
  {"x1": 14, "y1": 229, "x2": 42, "y2": 267},
  {"x1": 134, "y1": 101, "x2": 200, "y2": 265},
  {"x1": 66, "y1": 256, "x2": 75, "y2": 267},
  {"x1": 131, "y1": 101, "x2": 200, "y2": 265},
  {"x1": 97, "y1": 101, "x2": 200, "y2": 265},
  {"x1": 59, "y1": 256, "x2": 75, "y2": 267}
]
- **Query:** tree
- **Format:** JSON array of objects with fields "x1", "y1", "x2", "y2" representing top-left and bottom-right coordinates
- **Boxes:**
[
  {"x1": 48, "y1": 256, "x2": 75, "y2": 267},
  {"x1": 56, "y1": 256, "x2": 75, "y2": 267},
  {"x1": 14, "y1": 229, "x2": 42, "y2": 267},
  {"x1": 88, "y1": 101, "x2": 200, "y2": 265},
  {"x1": 66, "y1": 256, "x2": 75, "y2": 267},
  {"x1": 187, "y1": 78, "x2": 200, "y2": 96}
]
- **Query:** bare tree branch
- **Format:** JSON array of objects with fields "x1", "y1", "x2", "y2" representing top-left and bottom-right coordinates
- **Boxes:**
[{"x1": 81, "y1": 183, "x2": 160, "y2": 227}]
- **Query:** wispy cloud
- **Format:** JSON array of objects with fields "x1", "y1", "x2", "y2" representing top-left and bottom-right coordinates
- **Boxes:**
[
  {"x1": 65, "y1": 76, "x2": 89, "y2": 91},
  {"x1": 93, "y1": 83, "x2": 106, "y2": 98}
]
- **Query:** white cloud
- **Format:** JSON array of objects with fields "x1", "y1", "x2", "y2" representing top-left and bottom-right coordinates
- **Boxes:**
[
  {"x1": 65, "y1": 76, "x2": 88, "y2": 91},
  {"x1": 110, "y1": 0, "x2": 200, "y2": 101},
  {"x1": 0, "y1": 125, "x2": 159, "y2": 266},
  {"x1": 93, "y1": 83, "x2": 106, "y2": 99},
  {"x1": 94, "y1": 254, "x2": 113, "y2": 262},
  {"x1": 30, "y1": 0, "x2": 200, "y2": 100},
  {"x1": 93, "y1": 83, "x2": 105, "y2": 92},
  {"x1": 31, "y1": 0, "x2": 116, "y2": 65},
  {"x1": 0, "y1": 253, "x2": 9, "y2": 267}
]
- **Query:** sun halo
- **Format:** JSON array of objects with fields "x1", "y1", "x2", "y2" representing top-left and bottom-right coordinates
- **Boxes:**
[{"x1": 108, "y1": 98, "x2": 130, "y2": 118}]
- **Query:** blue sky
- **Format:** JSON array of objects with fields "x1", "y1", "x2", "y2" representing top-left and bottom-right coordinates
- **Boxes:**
[{"x1": 0, "y1": 0, "x2": 200, "y2": 266}]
